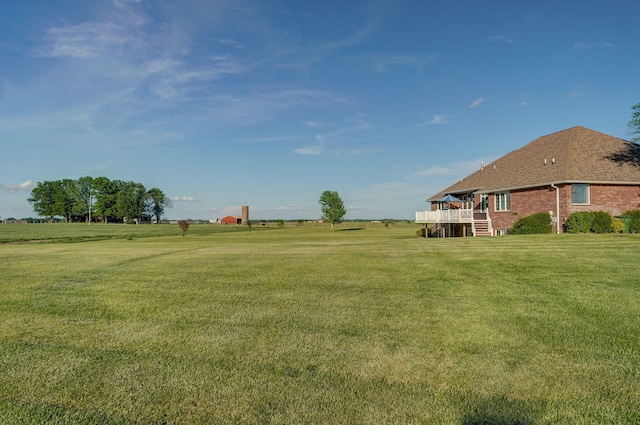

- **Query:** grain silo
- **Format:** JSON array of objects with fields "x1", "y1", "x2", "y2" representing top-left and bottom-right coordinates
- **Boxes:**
[{"x1": 241, "y1": 206, "x2": 249, "y2": 225}]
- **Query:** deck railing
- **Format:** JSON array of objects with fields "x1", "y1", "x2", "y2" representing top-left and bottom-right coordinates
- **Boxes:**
[{"x1": 415, "y1": 209, "x2": 474, "y2": 223}]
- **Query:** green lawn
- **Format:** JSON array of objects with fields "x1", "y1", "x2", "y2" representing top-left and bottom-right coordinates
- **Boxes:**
[
  {"x1": 0, "y1": 225, "x2": 638, "y2": 424},
  {"x1": 0, "y1": 222, "x2": 253, "y2": 243}
]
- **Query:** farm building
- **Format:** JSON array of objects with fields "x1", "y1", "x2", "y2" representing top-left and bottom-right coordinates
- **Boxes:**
[
  {"x1": 221, "y1": 216, "x2": 242, "y2": 225},
  {"x1": 416, "y1": 126, "x2": 640, "y2": 236}
]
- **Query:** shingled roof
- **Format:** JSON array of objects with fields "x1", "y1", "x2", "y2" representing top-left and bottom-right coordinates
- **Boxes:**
[{"x1": 428, "y1": 126, "x2": 640, "y2": 201}]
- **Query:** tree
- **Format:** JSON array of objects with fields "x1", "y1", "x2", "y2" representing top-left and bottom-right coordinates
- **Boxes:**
[
  {"x1": 147, "y1": 188, "x2": 173, "y2": 224},
  {"x1": 178, "y1": 220, "x2": 189, "y2": 236},
  {"x1": 28, "y1": 180, "x2": 63, "y2": 222},
  {"x1": 58, "y1": 179, "x2": 80, "y2": 222},
  {"x1": 74, "y1": 176, "x2": 95, "y2": 224},
  {"x1": 92, "y1": 177, "x2": 118, "y2": 223},
  {"x1": 629, "y1": 102, "x2": 640, "y2": 142},
  {"x1": 29, "y1": 177, "x2": 170, "y2": 223},
  {"x1": 319, "y1": 190, "x2": 346, "y2": 230},
  {"x1": 116, "y1": 181, "x2": 147, "y2": 222}
]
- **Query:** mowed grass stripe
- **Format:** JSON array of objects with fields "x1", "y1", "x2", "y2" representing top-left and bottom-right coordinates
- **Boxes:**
[{"x1": 0, "y1": 226, "x2": 639, "y2": 424}]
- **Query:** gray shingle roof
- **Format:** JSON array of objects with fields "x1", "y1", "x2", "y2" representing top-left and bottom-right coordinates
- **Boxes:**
[{"x1": 427, "y1": 126, "x2": 640, "y2": 201}]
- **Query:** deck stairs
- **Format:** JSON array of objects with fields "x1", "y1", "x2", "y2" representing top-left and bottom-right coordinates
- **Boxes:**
[{"x1": 473, "y1": 219, "x2": 492, "y2": 236}]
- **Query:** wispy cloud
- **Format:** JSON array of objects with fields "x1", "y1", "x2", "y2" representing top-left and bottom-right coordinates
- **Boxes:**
[
  {"x1": 248, "y1": 136, "x2": 305, "y2": 143},
  {"x1": 215, "y1": 38, "x2": 244, "y2": 49},
  {"x1": 113, "y1": 0, "x2": 142, "y2": 7},
  {"x1": 172, "y1": 196, "x2": 197, "y2": 202},
  {"x1": 489, "y1": 35, "x2": 516, "y2": 44},
  {"x1": 1, "y1": 180, "x2": 35, "y2": 192},
  {"x1": 35, "y1": 22, "x2": 128, "y2": 58},
  {"x1": 469, "y1": 98, "x2": 484, "y2": 108},
  {"x1": 295, "y1": 115, "x2": 374, "y2": 156},
  {"x1": 351, "y1": 52, "x2": 434, "y2": 73},
  {"x1": 294, "y1": 145, "x2": 323, "y2": 155},
  {"x1": 418, "y1": 114, "x2": 450, "y2": 126},
  {"x1": 408, "y1": 159, "x2": 490, "y2": 180},
  {"x1": 573, "y1": 41, "x2": 615, "y2": 50},
  {"x1": 278, "y1": 2, "x2": 387, "y2": 71}
]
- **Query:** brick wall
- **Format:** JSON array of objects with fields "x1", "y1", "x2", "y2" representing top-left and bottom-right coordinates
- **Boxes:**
[
  {"x1": 568, "y1": 185, "x2": 640, "y2": 217},
  {"x1": 489, "y1": 186, "x2": 557, "y2": 234},
  {"x1": 488, "y1": 184, "x2": 640, "y2": 234}
]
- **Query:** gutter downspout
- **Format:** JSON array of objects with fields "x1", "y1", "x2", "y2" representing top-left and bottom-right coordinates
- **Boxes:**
[{"x1": 550, "y1": 184, "x2": 560, "y2": 234}]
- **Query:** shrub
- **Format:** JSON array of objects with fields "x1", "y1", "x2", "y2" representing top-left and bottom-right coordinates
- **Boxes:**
[
  {"x1": 624, "y1": 209, "x2": 640, "y2": 233},
  {"x1": 611, "y1": 217, "x2": 625, "y2": 234},
  {"x1": 509, "y1": 212, "x2": 552, "y2": 234},
  {"x1": 591, "y1": 211, "x2": 615, "y2": 234},
  {"x1": 565, "y1": 212, "x2": 594, "y2": 234}
]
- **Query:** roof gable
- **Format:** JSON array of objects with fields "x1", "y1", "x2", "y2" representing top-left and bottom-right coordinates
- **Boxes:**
[{"x1": 428, "y1": 126, "x2": 640, "y2": 201}]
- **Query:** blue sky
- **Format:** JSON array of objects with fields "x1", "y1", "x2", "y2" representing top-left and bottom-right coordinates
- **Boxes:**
[{"x1": 1, "y1": 0, "x2": 639, "y2": 220}]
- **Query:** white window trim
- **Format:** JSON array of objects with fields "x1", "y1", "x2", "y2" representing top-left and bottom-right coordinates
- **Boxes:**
[
  {"x1": 572, "y1": 184, "x2": 590, "y2": 205},
  {"x1": 495, "y1": 191, "x2": 510, "y2": 211}
]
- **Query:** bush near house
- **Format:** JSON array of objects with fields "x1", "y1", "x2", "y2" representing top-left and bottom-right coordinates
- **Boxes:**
[
  {"x1": 611, "y1": 217, "x2": 625, "y2": 234},
  {"x1": 565, "y1": 212, "x2": 594, "y2": 233},
  {"x1": 565, "y1": 211, "x2": 622, "y2": 234},
  {"x1": 624, "y1": 209, "x2": 640, "y2": 233},
  {"x1": 592, "y1": 211, "x2": 615, "y2": 234},
  {"x1": 509, "y1": 212, "x2": 552, "y2": 234}
]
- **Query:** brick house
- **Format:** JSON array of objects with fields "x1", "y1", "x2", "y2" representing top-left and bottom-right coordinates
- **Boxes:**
[{"x1": 416, "y1": 126, "x2": 640, "y2": 236}]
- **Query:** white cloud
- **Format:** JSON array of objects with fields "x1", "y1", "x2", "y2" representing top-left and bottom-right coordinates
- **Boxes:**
[
  {"x1": 469, "y1": 98, "x2": 484, "y2": 108},
  {"x1": 172, "y1": 196, "x2": 197, "y2": 202},
  {"x1": 248, "y1": 136, "x2": 304, "y2": 143},
  {"x1": 418, "y1": 114, "x2": 450, "y2": 126},
  {"x1": 294, "y1": 145, "x2": 323, "y2": 155},
  {"x1": 1, "y1": 180, "x2": 36, "y2": 192},
  {"x1": 573, "y1": 41, "x2": 615, "y2": 50},
  {"x1": 114, "y1": 0, "x2": 142, "y2": 7},
  {"x1": 35, "y1": 22, "x2": 128, "y2": 58},
  {"x1": 489, "y1": 35, "x2": 516, "y2": 44},
  {"x1": 351, "y1": 53, "x2": 434, "y2": 73},
  {"x1": 330, "y1": 146, "x2": 382, "y2": 157},
  {"x1": 408, "y1": 159, "x2": 490, "y2": 180},
  {"x1": 215, "y1": 39, "x2": 243, "y2": 49}
]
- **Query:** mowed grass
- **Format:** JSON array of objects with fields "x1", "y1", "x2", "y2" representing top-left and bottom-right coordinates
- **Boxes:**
[
  {"x1": 0, "y1": 225, "x2": 639, "y2": 424},
  {"x1": 0, "y1": 222, "x2": 252, "y2": 243}
]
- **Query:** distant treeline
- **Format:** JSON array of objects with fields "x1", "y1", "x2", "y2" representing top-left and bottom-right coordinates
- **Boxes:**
[{"x1": 28, "y1": 177, "x2": 172, "y2": 223}]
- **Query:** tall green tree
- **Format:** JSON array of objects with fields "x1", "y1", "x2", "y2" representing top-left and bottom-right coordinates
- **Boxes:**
[
  {"x1": 629, "y1": 102, "x2": 640, "y2": 142},
  {"x1": 29, "y1": 177, "x2": 170, "y2": 223},
  {"x1": 28, "y1": 180, "x2": 64, "y2": 222},
  {"x1": 319, "y1": 190, "x2": 346, "y2": 230},
  {"x1": 92, "y1": 177, "x2": 118, "y2": 223},
  {"x1": 58, "y1": 179, "x2": 79, "y2": 222},
  {"x1": 147, "y1": 188, "x2": 173, "y2": 224},
  {"x1": 74, "y1": 176, "x2": 95, "y2": 223},
  {"x1": 116, "y1": 181, "x2": 147, "y2": 222}
]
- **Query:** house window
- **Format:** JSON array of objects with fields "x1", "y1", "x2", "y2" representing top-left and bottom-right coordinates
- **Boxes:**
[
  {"x1": 495, "y1": 191, "x2": 510, "y2": 211},
  {"x1": 461, "y1": 194, "x2": 474, "y2": 210},
  {"x1": 572, "y1": 184, "x2": 590, "y2": 204}
]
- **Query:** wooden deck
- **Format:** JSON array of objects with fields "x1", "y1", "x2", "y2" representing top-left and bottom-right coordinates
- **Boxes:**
[{"x1": 415, "y1": 209, "x2": 474, "y2": 224}]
